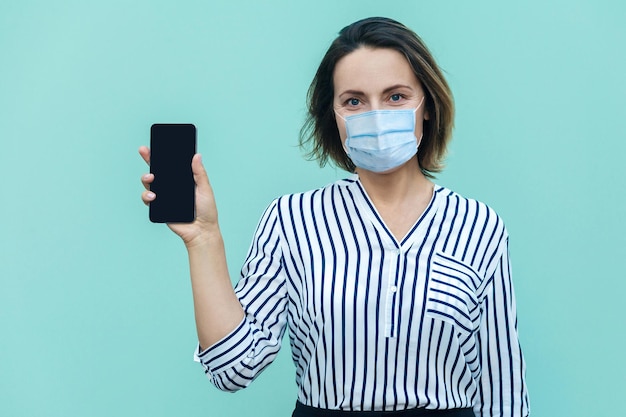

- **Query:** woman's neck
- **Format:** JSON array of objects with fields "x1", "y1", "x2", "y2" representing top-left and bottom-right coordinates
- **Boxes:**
[
  {"x1": 355, "y1": 159, "x2": 433, "y2": 207},
  {"x1": 355, "y1": 158, "x2": 435, "y2": 241}
]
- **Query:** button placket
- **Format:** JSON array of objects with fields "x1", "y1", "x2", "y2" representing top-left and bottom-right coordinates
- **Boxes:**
[{"x1": 384, "y1": 247, "x2": 404, "y2": 338}]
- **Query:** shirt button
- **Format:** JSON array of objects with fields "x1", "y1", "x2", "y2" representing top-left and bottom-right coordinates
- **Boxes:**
[{"x1": 390, "y1": 286, "x2": 398, "y2": 292}]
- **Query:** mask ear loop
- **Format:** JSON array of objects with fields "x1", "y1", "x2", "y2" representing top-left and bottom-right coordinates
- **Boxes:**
[
  {"x1": 332, "y1": 109, "x2": 350, "y2": 155},
  {"x1": 414, "y1": 96, "x2": 426, "y2": 149},
  {"x1": 412, "y1": 95, "x2": 425, "y2": 114}
]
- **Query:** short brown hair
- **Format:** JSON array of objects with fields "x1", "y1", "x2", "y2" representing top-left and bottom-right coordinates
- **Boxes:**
[{"x1": 299, "y1": 17, "x2": 454, "y2": 177}]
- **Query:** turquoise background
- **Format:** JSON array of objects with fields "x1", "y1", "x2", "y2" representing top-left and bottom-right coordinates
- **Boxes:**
[{"x1": 1, "y1": 0, "x2": 624, "y2": 415}]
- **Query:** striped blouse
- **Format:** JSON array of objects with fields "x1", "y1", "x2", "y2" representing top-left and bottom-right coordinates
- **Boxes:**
[{"x1": 194, "y1": 176, "x2": 530, "y2": 416}]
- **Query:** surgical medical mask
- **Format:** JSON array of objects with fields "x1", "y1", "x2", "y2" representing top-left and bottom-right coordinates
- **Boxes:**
[{"x1": 338, "y1": 96, "x2": 424, "y2": 173}]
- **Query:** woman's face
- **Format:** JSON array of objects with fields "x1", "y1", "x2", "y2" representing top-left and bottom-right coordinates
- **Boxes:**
[{"x1": 332, "y1": 47, "x2": 428, "y2": 146}]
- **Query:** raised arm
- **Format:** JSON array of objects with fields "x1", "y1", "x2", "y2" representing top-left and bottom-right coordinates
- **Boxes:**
[{"x1": 139, "y1": 146, "x2": 244, "y2": 349}]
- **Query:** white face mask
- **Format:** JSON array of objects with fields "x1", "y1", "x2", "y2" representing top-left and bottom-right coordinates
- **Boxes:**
[{"x1": 338, "y1": 96, "x2": 424, "y2": 173}]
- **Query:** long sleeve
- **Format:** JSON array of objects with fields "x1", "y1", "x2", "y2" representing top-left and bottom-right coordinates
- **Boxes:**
[
  {"x1": 474, "y1": 240, "x2": 530, "y2": 416},
  {"x1": 194, "y1": 199, "x2": 289, "y2": 392}
]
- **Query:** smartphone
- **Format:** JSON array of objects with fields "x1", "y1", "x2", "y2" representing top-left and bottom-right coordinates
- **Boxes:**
[{"x1": 149, "y1": 123, "x2": 196, "y2": 223}]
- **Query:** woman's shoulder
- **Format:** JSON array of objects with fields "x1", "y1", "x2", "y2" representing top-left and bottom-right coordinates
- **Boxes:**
[
  {"x1": 274, "y1": 176, "x2": 359, "y2": 204},
  {"x1": 434, "y1": 185, "x2": 508, "y2": 236}
]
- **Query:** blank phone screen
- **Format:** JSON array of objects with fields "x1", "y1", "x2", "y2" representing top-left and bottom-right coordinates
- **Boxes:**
[{"x1": 149, "y1": 124, "x2": 196, "y2": 223}]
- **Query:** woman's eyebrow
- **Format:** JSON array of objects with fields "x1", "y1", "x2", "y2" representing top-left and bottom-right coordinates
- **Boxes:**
[
  {"x1": 382, "y1": 84, "x2": 413, "y2": 93},
  {"x1": 337, "y1": 89, "x2": 365, "y2": 97}
]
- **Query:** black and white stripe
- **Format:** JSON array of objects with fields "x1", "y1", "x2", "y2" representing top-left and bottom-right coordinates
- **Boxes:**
[{"x1": 195, "y1": 176, "x2": 529, "y2": 416}]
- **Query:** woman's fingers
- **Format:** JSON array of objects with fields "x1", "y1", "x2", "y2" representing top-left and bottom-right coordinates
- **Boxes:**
[
  {"x1": 141, "y1": 173, "x2": 154, "y2": 190},
  {"x1": 139, "y1": 146, "x2": 153, "y2": 204},
  {"x1": 141, "y1": 189, "x2": 156, "y2": 206},
  {"x1": 139, "y1": 146, "x2": 150, "y2": 165}
]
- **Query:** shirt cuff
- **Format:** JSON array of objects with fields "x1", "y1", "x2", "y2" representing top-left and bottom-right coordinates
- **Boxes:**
[{"x1": 193, "y1": 316, "x2": 254, "y2": 377}]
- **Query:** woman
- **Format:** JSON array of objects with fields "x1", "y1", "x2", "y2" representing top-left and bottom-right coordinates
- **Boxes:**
[{"x1": 140, "y1": 17, "x2": 529, "y2": 417}]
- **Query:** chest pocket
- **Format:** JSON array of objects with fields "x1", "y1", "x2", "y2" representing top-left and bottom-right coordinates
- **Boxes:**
[{"x1": 426, "y1": 252, "x2": 483, "y2": 336}]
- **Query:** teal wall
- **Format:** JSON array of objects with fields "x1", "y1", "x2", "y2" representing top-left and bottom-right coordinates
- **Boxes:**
[{"x1": 1, "y1": 1, "x2": 624, "y2": 415}]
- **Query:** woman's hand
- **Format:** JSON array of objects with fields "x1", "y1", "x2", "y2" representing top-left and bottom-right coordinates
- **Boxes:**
[{"x1": 139, "y1": 145, "x2": 220, "y2": 247}]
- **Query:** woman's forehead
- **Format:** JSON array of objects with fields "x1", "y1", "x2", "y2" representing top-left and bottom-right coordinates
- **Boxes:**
[{"x1": 333, "y1": 47, "x2": 420, "y2": 94}]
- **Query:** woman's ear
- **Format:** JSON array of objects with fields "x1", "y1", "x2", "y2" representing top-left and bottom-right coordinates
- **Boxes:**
[{"x1": 424, "y1": 110, "x2": 430, "y2": 120}]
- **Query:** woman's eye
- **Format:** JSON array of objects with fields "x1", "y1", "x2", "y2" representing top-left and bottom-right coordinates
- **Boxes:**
[
  {"x1": 390, "y1": 94, "x2": 402, "y2": 102},
  {"x1": 348, "y1": 98, "x2": 360, "y2": 106}
]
